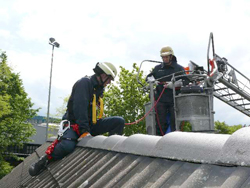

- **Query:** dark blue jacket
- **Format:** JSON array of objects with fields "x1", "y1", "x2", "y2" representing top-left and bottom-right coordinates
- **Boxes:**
[
  {"x1": 63, "y1": 75, "x2": 104, "y2": 133},
  {"x1": 147, "y1": 60, "x2": 185, "y2": 103}
]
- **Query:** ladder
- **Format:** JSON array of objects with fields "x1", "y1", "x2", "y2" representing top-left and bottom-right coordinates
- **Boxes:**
[{"x1": 213, "y1": 54, "x2": 250, "y2": 116}]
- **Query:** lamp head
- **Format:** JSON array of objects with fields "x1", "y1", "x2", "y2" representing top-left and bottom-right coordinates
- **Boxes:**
[
  {"x1": 54, "y1": 42, "x2": 60, "y2": 48},
  {"x1": 49, "y1": 38, "x2": 55, "y2": 43},
  {"x1": 49, "y1": 37, "x2": 60, "y2": 48}
]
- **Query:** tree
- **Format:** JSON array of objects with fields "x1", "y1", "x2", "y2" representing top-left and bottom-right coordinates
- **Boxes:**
[
  {"x1": 180, "y1": 121, "x2": 192, "y2": 132},
  {"x1": 228, "y1": 124, "x2": 242, "y2": 134},
  {"x1": 103, "y1": 63, "x2": 149, "y2": 136},
  {"x1": 214, "y1": 121, "x2": 242, "y2": 134},
  {"x1": 55, "y1": 96, "x2": 69, "y2": 118},
  {"x1": 0, "y1": 51, "x2": 38, "y2": 179}
]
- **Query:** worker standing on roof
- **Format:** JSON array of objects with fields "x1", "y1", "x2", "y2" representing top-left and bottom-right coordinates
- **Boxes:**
[
  {"x1": 29, "y1": 62, "x2": 125, "y2": 176},
  {"x1": 146, "y1": 46, "x2": 185, "y2": 135}
]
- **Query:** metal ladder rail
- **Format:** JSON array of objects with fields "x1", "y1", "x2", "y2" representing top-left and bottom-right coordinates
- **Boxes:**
[
  {"x1": 213, "y1": 81, "x2": 250, "y2": 116},
  {"x1": 212, "y1": 54, "x2": 250, "y2": 116},
  {"x1": 213, "y1": 92, "x2": 250, "y2": 116},
  {"x1": 215, "y1": 54, "x2": 250, "y2": 99},
  {"x1": 189, "y1": 59, "x2": 250, "y2": 116}
]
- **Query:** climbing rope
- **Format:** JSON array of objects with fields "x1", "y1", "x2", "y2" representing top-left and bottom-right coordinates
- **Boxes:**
[
  {"x1": 124, "y1": 87, "x2": 166, "y2": 126},
  {"x1": 154, "y1": 105, "x2": 165, "y2": 136}
]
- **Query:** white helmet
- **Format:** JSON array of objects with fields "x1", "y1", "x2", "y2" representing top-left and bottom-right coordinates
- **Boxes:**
[{"x1": 94, "y1": 62, "x2": 117, "y2": 79}]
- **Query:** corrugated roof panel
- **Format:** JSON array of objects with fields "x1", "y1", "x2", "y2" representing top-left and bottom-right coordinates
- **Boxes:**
[
  {"x1": 113, "y1": 134, "x2": 161, "y2": 156},
  {"x1": 152, "y1": 132, "x2": 230, "y2": 164},
  {"x1": 78, "y1": 132, "x2": 232, "y2": 165},
  {"x1": 217, "y1": 127, "x2": 250, "y2": 166},
  {"x1": 2, "y1": 128, "x2": 250, "y2": 188},
  {"x1": 102, "y1": 135, "x2": 127, "y2": 150},
  {"x1": 2, "y1": 146, "x2": 250, "y2": 188}
]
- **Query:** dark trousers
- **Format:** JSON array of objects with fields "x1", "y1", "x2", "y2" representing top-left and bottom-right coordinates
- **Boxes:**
[
  {"x1": 51, "y1": 116, "x2": 125, "y2": 160},
  {"x1": 155, "y1": 102, "x2": 176, "y2": 136},
  {"x1": 90, "y1": 116, "x2": 125, "y2": 136}
]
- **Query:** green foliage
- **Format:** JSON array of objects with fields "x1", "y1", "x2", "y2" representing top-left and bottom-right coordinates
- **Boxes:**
[
  {"x1": 179, "y1": 121, "x2": 242, "y2": 134},
  {"x1": 180, "y1": 121, "x2": 192, "y2": 132},
  {"x1": 215, "y1": 121, "x2": 242, "y2": 134},
  {"x1": 228, "y1": 124, "x2": 243, "y2": 134},
  {"x1": 103, "y1": 63, "x2": 149, "y2": 136},
  {"x1": 56, "y1": 96, "x2": 69, "y2": 118},
  {"x1": 48, "y1": 124, "x2": 59, "y2": 138},
  {"x1": 0, "y1": 157, "x2": 13, "y2": 179},
  {"x1": 0, "y1": 51, "x2": 39, "y2": 179}
]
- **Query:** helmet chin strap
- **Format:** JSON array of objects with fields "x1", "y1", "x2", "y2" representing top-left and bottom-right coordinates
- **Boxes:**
[
  {"x1": 167, "y1": 55, "x2": 174, "y2": 64},
  {"x1": 165, "y1": 62, "x2": 172, "y2": 66},
  {"x1": 162, "y1": 55, "x2": 173, "y2": 67},
  {"x1": 98, "y1": 74, "x2": 110, "y2": 87}
]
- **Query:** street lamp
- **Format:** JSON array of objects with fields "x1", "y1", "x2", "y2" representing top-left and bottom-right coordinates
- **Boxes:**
[{"x1": 46, "y1": 37, "x2": 60, "y2": 141}]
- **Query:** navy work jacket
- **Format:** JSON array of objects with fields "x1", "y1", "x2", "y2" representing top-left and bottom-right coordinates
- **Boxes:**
[
  {"x1": 147, "y1": 60, "x2": 185, "y2": 103},
  {"x1": 63, "y1": 75, "x2": 104, "y2": 133}
]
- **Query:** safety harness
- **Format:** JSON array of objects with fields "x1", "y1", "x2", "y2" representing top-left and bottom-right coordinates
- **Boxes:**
[
  {"x1": 92, "y1": 94, "x2": 104, "y2": 124},
  {"x1": 45, "y1": 94, "x2": 104, "y2": 160},
  {"x1": 45, "y1": 121, "x2": 81, "y2": 159}
]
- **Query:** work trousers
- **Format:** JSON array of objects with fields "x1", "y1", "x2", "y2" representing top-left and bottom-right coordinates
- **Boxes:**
[
  {"x1": 51, "y1": 116, "x2": 125, "y2": 160},
  {"x1": 155, "y1": 101, "x2": 176, "y2": 136}
]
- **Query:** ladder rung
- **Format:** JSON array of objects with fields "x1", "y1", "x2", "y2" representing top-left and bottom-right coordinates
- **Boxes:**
[
  {"x1": 220, "y1": 93, "x2": 236, "y2": 97},
  {"x1": 235, "y1": 103, "x2": 250, "y2": 106},
  {"x1": 214, "y1": 87, "x2": 228, "y2": 91},
  {"x1": 229, "y1": 98, "x2": 244, "y2": 102}
]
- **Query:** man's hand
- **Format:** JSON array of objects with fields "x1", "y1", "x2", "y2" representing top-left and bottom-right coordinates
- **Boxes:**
[
  {"x1": 163, "y1": 82, "x2": 172, "y2": 88},
  {"x1": 164, "y1": 80, "x2": 183, "y2": 89},
  {"x1": 147, "y1": 75, "x2": 155, "y2": 82}
]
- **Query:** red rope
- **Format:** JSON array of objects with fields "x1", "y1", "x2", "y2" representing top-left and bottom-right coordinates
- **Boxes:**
[
  {"x1": 180, "y1": 121, "x2": 186, "y2": 131},
  {"x1": 125, "y1": 87, "x2": 166, "y2": 125},
  {"x1": 154, "y1": 104, "x2": 165, "y2": 136}
]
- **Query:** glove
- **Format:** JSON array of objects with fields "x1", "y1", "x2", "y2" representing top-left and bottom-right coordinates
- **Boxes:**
[
  {"x1": 78, "y1": 132, "x2": 91, "y2": 141},
  {"x1": 164, "y1": 80, "x2": 183, "y2": 89},
  {"x1": 147, "y1": 76, "x2": 155, "y2": 82},
  {"x1": 163, "y1": 82, "x2": 172, "y2": 88},
  {"x1": 79, "y1": 127, "x2": 90, "y2": 135}
]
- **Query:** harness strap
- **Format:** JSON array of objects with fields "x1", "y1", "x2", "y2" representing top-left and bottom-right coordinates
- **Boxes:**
[
  {"x1": 71, "y1": 124, "x2": 80, "y2": 136},
  {"x1": 45, "y1": 124, "x2": 80, "y2": 160},
  {"x1": 60, "y1": 137, "x2": 78, "y2": 141},
  {"x1": 98, "y1": 97, "x2": 104, "y2": 119},
  {"x1": 92, "y1": 94, "x2": 104, "y2": 124},
  {"x1": 45, "y1": 139, "x2": 59, "y2": 160},
  {"x1": 92, "y1": 94, "x2": 97, "y2": 124}
]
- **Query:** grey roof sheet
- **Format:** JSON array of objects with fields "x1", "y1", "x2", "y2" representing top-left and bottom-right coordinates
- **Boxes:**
[{"x1": 1, "y1": 127, "x2": 250, "y2": 188}]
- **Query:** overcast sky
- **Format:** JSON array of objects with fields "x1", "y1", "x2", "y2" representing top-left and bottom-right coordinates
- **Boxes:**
[{"x1": 1, "y1": 0, "x2": 250, "y2": 126}]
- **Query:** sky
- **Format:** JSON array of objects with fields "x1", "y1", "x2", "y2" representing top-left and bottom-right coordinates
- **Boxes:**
[{"x1": 1, "y1": 0, "x2": 250, "y2": 126}]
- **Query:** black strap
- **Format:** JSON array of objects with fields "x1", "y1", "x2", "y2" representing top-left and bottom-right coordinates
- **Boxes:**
[
  {"x1": 33, "y1": 151, "x2": 61, "y2": 187},
  {"x1": 60, "y1": 137, "x2": 78, "y2": 142}
]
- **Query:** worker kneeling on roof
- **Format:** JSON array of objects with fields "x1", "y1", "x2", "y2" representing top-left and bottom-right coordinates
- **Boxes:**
[{"x1": 29, "y1": 62, "x2": 125, "y2": 176}]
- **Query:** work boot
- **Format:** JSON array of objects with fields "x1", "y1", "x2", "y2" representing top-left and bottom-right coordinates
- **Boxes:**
[{"x1": 29, "y1": 155, "x2": 49, "y2": 176}]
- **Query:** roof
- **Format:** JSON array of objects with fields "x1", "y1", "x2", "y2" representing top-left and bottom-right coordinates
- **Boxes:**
[
  {"x1": 1, "y1": 127, "x2": 250, "y2": 188},
  {"x1": 28, "y1": 124, "x2": 58, "y2": 145}
]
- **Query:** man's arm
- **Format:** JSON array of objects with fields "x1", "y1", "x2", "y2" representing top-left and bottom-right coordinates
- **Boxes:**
[{"x1": 73, "y1": 78, "x2": 91, "y2": 134}]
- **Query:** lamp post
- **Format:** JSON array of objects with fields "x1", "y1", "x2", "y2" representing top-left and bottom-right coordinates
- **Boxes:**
[{"x1": 46, "y1": 37, "x2": 60, "y2": 141}]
